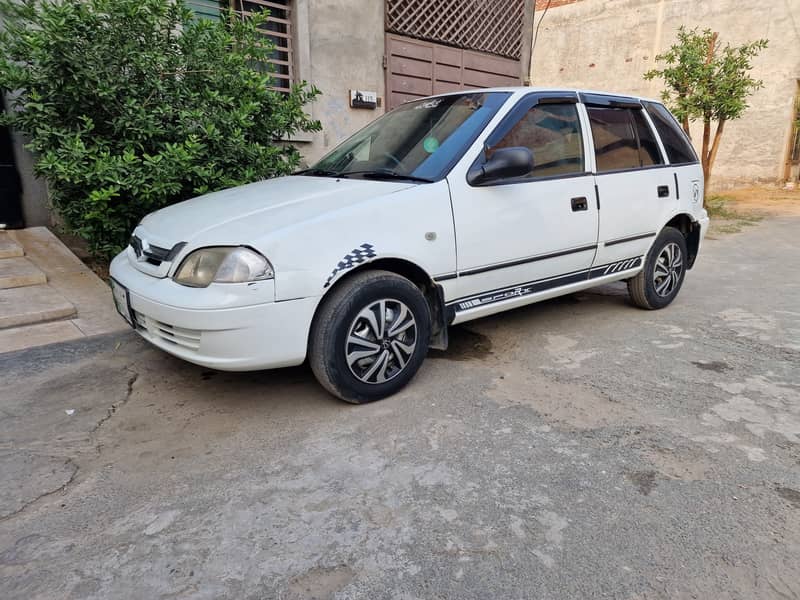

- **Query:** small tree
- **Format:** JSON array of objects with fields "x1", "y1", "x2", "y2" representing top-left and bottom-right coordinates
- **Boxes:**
[
  {"x1": 0, "y1": 0, "x2": 321, "y2": 258},
  {"x1": 644, "y1": 27, "x2": 767, "y2": 197}
]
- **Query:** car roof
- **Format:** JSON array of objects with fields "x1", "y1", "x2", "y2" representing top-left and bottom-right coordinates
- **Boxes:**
[{"x1": 426, "y1": 86, "x2": 663, "y2": 105}]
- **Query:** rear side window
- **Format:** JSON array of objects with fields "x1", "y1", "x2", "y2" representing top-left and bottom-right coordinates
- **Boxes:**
[
  {"x1": 489, "y1": 103, "x2": 585, "y2": 178},
  {"x1": 631, "y1": 110, "x2": 663, "y2": 166},
  {"x1": 644, "y1": 101, "x2": 698, "y2": 164},
  {"x1": 588, "y1": 106, "x2": 664, "y2": 172},
  {"x1": 588, "y1": 107, "x2": 639, "y2": 171}
]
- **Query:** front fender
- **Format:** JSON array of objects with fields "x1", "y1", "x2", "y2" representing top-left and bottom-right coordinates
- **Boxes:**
[{"x1": 257, "y1": 180, "x2": 457, "y2": 301}]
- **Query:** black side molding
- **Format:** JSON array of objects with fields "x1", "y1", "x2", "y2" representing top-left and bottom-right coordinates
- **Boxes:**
[
  {"x1": 458, "y1": 244, "x2": 598, "y2": 278},
  {"x1": 604, "y1": 232, "x2": 657, "y2": 247},
  {"x1": 434, "y1": 272, "x2": 458, "y2": 282}
]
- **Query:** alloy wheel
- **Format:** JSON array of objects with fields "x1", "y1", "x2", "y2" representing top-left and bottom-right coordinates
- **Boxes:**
[
  {"x1": 345, "y1": 299, "x2": 418, "y2": 384},
  {"x1": 653, "y1": 242, "x2": 684, "y2": 298}
]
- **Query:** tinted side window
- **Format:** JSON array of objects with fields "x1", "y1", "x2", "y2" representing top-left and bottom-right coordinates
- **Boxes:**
[
  {"x1": 490, "y1": 103, "x2": 585, "y2": 178},
  {"x1": 644, "y1": 101, "x2": 698, "y2": 164},
  {"x1": 632, "y1": 110, "x2": 664, "y2": 166},
  {"x1": 588, "y1": 107, "x2": 640, "y2": 172}
]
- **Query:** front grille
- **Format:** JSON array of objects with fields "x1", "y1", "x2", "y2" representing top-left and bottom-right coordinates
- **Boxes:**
[
  {"x1": 134, "y1": 310, "x2": 201, "y2": 351},
  {"x1": 130, "y1": 235, "x2": 185, "y2": 267}
]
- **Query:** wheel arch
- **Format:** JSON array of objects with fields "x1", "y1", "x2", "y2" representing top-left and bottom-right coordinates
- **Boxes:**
[
  {"x1": 662, "y1": 213, "x2": 701, "y2": 269},
  {"x1": 312, "y1": 257, "x2": 450, "y2": 351}
]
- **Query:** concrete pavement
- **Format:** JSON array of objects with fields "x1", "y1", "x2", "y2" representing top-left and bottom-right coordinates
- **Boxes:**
[{"x1": 1, "y1": 216, "x2": 798, "y2": 599}]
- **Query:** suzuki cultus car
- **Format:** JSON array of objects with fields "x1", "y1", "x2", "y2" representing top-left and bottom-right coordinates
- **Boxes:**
[{"x1": 110, "y1": 87, "x2": 709, "y2": 403}]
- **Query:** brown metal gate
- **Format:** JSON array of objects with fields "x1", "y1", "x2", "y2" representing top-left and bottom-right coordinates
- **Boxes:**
[{"x1": 386, "y1": 33, "x2": 521, "y2": 110}]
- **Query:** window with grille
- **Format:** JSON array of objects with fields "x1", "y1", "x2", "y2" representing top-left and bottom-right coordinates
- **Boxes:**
[{"x1": 186, "y1": 0, "x2": 294, "y2": 93}]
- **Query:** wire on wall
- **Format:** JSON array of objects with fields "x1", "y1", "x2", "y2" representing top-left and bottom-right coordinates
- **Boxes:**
[{"x1": 530, "y1": 0, "x2": 553, "y2": 82}]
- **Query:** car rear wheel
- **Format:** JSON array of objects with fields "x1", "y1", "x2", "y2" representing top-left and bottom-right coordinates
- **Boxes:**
[
  {"x1": 627, "y1": 226, "x2": 688, "y2": 310},
  {"x1": 309, "y1": 270, "x2": 431, "y2": 403}
]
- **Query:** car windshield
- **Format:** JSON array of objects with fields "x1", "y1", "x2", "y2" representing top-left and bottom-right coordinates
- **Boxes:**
[{"x1": 302, "y1": 92, "x2": 511, "y2": 182}]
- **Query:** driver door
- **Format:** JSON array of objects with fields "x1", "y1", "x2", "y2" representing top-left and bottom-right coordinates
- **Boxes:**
[{"x1": 446, "y1": 94, "x2": 599, "y2": 311}]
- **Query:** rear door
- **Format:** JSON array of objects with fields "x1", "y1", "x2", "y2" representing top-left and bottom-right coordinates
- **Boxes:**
[
  {"x1": 447, "y1": 93, "x2": 599, "y2": 309},
  {"x1": 583, "y1": 94, "x2": 675, "y2": 267},
  {"x1": 643, "y1": 101, "x2": 704, "y2": 205}
]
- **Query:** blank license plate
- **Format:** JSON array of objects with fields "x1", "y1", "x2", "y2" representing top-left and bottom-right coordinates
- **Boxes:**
[{"x1": 110, "y1": 278, "x2": 134, "y2": 327}]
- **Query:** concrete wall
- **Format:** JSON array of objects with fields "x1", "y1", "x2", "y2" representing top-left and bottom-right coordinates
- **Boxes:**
[
  {"x1": 529, "y1": 0, "x2": 800, "y2": 188},
  {"x1": 1, "y1": 10, "x2": 51, "y2": 227},
  {"x1": 8, "y1": 129, "x2": 51, "y2": 227},
  {"x1": 298, "y1": 0, "x2": 386, "y2": 164}
]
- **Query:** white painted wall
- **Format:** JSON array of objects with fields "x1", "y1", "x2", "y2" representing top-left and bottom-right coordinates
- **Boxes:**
[
  {"x1": 529, "y1": 0, "x2": 800, "y2": 188},
  {"x1": 298, "y1": 0, "x2": 387, "y2": 164}
]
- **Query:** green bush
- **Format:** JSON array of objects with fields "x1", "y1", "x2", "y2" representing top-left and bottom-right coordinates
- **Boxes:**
[{"x1": 0, "y1": 0, "x2": 321, "y2": 258}]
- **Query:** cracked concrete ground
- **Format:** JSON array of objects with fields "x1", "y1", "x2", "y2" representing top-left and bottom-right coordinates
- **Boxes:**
[{"x1": 1, "y1": 216, "x2": 799, "y2": 600}]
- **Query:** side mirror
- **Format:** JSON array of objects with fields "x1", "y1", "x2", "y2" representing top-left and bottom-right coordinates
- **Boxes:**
[{"x1": 467, "y1": 146, "x2": 534, "y2": 186}]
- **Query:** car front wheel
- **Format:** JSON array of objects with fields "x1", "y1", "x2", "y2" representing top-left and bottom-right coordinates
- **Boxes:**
[
  {"x1": 309, "y1": 270, "x2": 431, "y2": 403},
  {"x1": 627, "y1": 226, "x2": 688, "y2": 310}
]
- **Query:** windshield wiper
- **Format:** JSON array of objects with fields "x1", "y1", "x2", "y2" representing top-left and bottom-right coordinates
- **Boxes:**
[
  {"x1": 338, "y1": 169, "x2": 434, "y2": 183},
  {"x1": 293, "y1": 168, "x2": 341, "y2": 177}
]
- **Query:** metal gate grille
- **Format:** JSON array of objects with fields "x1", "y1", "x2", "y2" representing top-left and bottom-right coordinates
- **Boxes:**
[
  {"x1": 386, "y1": 0, "x2": 525, "y2": 60},
  {"x1": 188, "y1": 1, "x2": 294, "y2": 93},
  {"x1": 233, "y1": 0, "x2": 293, "y2": 93}
]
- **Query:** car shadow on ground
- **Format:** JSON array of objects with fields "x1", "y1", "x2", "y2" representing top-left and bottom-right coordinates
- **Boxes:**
[{"x1": 146, "y1": 281, "x2": 635, "y2": 403}]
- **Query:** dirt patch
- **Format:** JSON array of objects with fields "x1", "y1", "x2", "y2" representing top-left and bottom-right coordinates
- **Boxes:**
[
  {"x1": 52, "y1": 226, "x2": 110, "y2": 282},
  {"x1": 430, "y1": 326, "x2": 493, "y2": 361},
  {"x1": 706, "y1": 195, "x2": 763, "y2": 236},
  {"x1": 626, "y1": 470, "x2": 658, "y2": 495},
  {"x1": 705, "y1": 186, "x2": 800, "y2": 237},
  {"x1": 692, "y1": 360, "x2": 732, "y2": 373},
  {"x1": 722, "y1": 186, "x2": 800, "y2": 217},
  {"x1": 487, "y1": 370, "x2": 642, "y2": 430},
  {"x1": 775, "y1": 486, "x2": 800, "y2": 509},
  {"x1": 643, "y1": 447, "x2": 712, "y2": 482},
  {"x1": 706, "y1": 187, "x2": 800, "y2": 238},
  {"x1": 287, "y1": 565, "x2": 355, "y2": 599}
]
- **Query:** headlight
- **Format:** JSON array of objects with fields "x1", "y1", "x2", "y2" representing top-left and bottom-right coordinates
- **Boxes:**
[{"x1": 173, "y1": 247, "x2": 274, "y2": 287}]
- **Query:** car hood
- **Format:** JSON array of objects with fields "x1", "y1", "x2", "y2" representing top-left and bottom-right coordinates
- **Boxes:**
[{"x1": 135, "y1": 176, "x2": 415, "y2": 248}]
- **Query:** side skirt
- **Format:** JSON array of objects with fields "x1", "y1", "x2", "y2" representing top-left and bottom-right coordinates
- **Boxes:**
[{"x1": 448, "y1": 257, "x2": 643, "y2": 325}]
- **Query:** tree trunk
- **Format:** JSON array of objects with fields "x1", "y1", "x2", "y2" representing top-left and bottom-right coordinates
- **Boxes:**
[
  {"x1": 699, "y1": 33, "x2": 718, "y2": 205},
  {"x1": 682, "y1": 115, "x2": 691, "y2": 139},
  {"x1": 706, "y1": 119, "x2": 726, "y2": 183},
  {"x1": 701, "y1": 119, "x2": 711, "y2": 203}
]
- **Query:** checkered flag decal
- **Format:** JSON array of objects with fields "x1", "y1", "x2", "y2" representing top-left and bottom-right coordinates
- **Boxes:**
[{"x1": 323, "y1": 243, "x2": 377, "y2": 288}]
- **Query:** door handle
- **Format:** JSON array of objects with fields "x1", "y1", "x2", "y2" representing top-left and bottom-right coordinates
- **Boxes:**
[
  {"x1": 571, "y1": 196, "x2": 588, "y2": 211},
  {"x1": 657, "y1": 185, "x2": 670, "y2": 198}
]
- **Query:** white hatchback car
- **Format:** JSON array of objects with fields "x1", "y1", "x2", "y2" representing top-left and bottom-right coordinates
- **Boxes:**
[{"x1": 110, "y1": 87, "x2": 709, "y2": 403}]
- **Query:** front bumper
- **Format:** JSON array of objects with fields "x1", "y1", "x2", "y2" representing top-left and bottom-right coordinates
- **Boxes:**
[{"x1": 110, "y1": 252, "x2": 318, "y2": 371}]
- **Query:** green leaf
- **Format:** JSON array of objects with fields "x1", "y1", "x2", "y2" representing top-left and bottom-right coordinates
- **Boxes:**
[{"x1": 0, "y1": 0, "x2": 321, "y2": 259}]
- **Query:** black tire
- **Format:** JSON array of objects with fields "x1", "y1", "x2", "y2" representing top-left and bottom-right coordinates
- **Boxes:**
[
  {"x1": 627, "y1": 226, "x2": 688, "y2": 310},
  {"x1": 309, "y1": 270, "x2": 431, "y2": 403}
]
